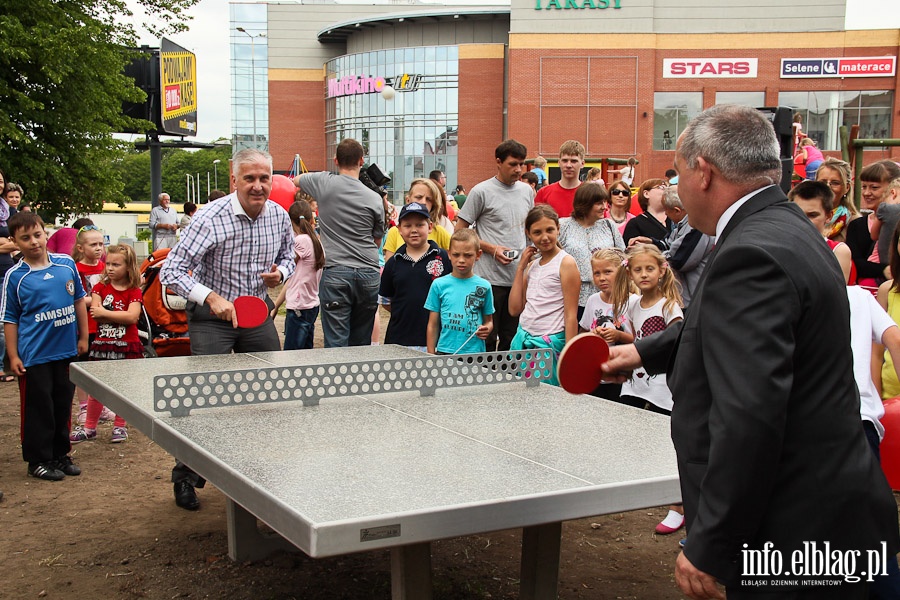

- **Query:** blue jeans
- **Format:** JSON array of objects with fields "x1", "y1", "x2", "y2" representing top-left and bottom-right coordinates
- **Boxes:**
[
  {"x1": 319, "y1": 266, "x2": 379, "y2": 348},
  {"x1": 284, "y1": 306, "x2": 319, "y2": 350}
]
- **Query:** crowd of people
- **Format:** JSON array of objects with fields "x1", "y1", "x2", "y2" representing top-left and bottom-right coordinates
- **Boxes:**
[{"x1": 3, "y1": 103, "x2": 900, "y2": 598}]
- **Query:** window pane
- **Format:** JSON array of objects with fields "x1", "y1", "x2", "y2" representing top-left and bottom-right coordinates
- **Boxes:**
[
  {"x1": 653, "y1": 92, "x2": 702, "y2": 151},
  {"x1": 715, "y1": 91, "x2": 765, "y2": 107}
]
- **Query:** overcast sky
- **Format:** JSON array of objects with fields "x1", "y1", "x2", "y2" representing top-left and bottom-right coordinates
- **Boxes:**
[{"x1": 125, "y1": 0, "x2": 900, "y2": 145}]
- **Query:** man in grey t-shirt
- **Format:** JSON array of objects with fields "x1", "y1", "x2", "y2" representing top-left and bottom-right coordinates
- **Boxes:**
[
  {"x1": 295, "y1": 139, "x2": 384, "y2": 347},
  {"x1": 456, "y1": 139, "x2": 534, "y2": 351}
]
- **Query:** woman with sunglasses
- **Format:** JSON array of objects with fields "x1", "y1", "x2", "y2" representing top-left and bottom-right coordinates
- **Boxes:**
[
  {"x1": 621, "y1": 178, "x2": 673, "y2": 250},
  {"x1": 606, "y1": 181, "x2": 635, "y2": 234}
]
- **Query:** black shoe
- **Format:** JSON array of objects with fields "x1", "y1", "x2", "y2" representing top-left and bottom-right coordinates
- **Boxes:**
[
  {"x1": 28, "y1": 462, "x2": 65, "y2": 481},
  {"x1": 54, "y1": 456, "x2": 81, "y2": 476},
  {"x1": 174, "y1": 481, "x2": 199, "y2": 510}
]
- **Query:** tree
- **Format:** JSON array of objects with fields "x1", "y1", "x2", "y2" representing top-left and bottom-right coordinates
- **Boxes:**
[
  {"x1": 0, "y1": 0, "x2": 198, "y2": 218},
  {"x1": 115, "y1": 144, "x2": 232, "y2": 204}
]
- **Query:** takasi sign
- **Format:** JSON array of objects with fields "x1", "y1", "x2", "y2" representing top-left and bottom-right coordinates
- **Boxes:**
[
  {"x1": 781, "y1": 56, "x2": 896, "y2": 78},
  {"x1": 534, "y1": 0, "x2": 621, "y2": 9},
  {"x1": 159, "y1": 38, "x2": 198, "y2": 136},
  {"x1": 663, "y1": 59, "x2": 758, "y2": 78}
]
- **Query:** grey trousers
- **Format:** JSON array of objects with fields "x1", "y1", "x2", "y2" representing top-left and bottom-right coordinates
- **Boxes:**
[{"x1": 172, "y1": 298, "x2": 281, "y2": 487}]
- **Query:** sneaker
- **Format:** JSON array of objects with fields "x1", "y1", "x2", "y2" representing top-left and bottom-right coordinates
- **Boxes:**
[
  {"x1": 54, "y1": 456, "x2": 81, "y2": 476},
  {"x1": 28, "y1": 462, "x2": 65, "y2": 481},
  {"x1": 99, "y1": 407, "x2": 116, "y2": 422},
  {"x1": 111, "y1": 427, "x2": 128, "y2": 443},
  {"x1": 76, "y1": 405, "x2": 87, "y2": 426},
  {"x1": 70, "y1": 426, "x2": 97, "y2": 444}
]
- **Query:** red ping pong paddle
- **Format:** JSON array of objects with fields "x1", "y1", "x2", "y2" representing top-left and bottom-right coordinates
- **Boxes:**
[
  {"x1": 233, "y1": 296, "x2": 269, "y2": 329},
  {"x1": 557, "y1": 332, "x2": 610, "y2": 395}
]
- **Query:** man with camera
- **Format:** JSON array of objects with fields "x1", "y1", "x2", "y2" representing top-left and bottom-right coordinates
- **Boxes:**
[
  {"x1": 293, "y1": 139, "x2": 385, "y2": 347},
  {"x1": 455, "y1": 139, "x2": 534, "y2": 351}
]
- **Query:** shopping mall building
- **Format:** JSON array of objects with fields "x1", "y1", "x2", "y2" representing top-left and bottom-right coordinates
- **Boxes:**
[{"x1": 229, "y1": 0, "x2": 899, "y2": 199}]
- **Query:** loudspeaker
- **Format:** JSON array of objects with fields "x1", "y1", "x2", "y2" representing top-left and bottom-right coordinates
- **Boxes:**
[
  {"x1": 779, "y1": 157, "x2": 793, "y2": 194},
  {"x1": 757, "y1": 106, "x2": 794, "y2": 159}
]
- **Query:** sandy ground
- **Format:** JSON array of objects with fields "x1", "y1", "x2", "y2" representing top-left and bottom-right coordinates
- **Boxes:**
[{"x1": 0, "y1": 307, "x2": 890, "y2": 599}]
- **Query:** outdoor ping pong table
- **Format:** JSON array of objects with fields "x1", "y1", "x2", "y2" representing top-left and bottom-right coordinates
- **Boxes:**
[{"x1": 71, "y1": 345, "x2": 680, "y2": 599}]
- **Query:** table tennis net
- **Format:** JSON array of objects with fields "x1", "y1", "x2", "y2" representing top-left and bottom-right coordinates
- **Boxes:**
[{"x1": 153, "y1": 349, "x2": 554, "y2": 416}]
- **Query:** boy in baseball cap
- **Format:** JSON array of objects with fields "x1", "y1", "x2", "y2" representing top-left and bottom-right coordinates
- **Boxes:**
[{"x1": 379, "y1": 202, "x2": 452, "y2": 351}]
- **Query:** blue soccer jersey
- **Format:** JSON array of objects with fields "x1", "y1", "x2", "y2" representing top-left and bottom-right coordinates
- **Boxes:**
[{"x1": 0, "y1": 254, "x2": 86, "y2": 367}]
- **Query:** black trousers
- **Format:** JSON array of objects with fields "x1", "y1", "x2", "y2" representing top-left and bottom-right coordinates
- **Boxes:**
[
  {"x1": 172, "y1": 299, "x2": 281, "y2": 487},
  {"x1": 20, "y1": 359, "x2": 75, "y2": 465},
  {"x1": 485, "y1": 285, "x2": 519, "y2": 352}
]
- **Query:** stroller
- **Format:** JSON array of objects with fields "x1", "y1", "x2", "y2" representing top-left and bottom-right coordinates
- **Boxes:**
[{"x1": 139, "y1": 248, "x2": 191, "y2": 357}]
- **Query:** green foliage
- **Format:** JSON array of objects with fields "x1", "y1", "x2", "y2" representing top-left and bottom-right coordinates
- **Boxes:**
[
  {"x1": 0, "y1": 0, "x2": 199, "y2": 219},
  {"x1": 117, "y1": 144, "x2": 232, "y2": 203}
]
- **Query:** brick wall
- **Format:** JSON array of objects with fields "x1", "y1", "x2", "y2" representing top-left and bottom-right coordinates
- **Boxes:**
[
  {"x1": 269, "y1": 80, "x2": 328, "y2": 172},
  {"x1": 508, "y1": 43, "x2": 900, "y2": 183},
  {"x1": 458, "y1": 53, "x2": 507, "y2": 191}
]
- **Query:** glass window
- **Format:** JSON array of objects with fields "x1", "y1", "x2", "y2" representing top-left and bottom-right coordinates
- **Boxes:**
[
  {"x1": 778, "y1": 90, "x2": 893, "y2": 150},
  {"x1": 324, "y1": 47, "x2": 459, "y2": 189},
  {"x1": 715, "y1": 91, "x2": 765, "y2": 107},
  {"x1": 653, "y1": 92, "x2": 702, "y2": 151}
]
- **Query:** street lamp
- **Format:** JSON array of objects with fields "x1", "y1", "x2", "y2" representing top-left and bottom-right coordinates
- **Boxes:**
[
  {"x1": 185, "y1": 174, "x2": 194, "y2": 203},
  {"x1": 213, "y1": 159, "x2": 221, "y2": 190},
  {"x1": 236, "y1": 27, "x2": 267, "y2": 149}
]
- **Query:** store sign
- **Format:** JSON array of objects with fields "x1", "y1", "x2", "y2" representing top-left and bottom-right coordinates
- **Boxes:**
[
  {"x1": 159, "y1": 38, "x2": 198, "y2": 136},
  {"x1": 663, "y1": 58, "x2": 758, "y2": 78},
  {"x1": 327, "y1": 73, "x2": 423, "y2": 98},
  {"x1": 534, "y1": 0, "x2": 620, "y2": 9},
  {"x1": 781, "y1": 56, "x2": 896, "y2": 78}
]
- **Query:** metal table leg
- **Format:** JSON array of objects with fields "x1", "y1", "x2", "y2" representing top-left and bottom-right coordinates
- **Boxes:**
[
  {"x1": 226, "y1": 498, "x2": 297, "y2": 561},
  {"x1": 391, "y1": 542, "x2": 433, "y2": 600},
  {"x1": 520, "y1": 522, "x2": 562, "y2": 600}
]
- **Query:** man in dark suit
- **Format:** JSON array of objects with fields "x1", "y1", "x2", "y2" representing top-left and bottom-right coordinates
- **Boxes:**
[{"x1": 604, "y1": 105, "x2": 899, "y2": 599}]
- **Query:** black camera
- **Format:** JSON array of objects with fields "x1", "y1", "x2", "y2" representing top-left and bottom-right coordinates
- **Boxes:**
[{"x1": 359, "y1": 163, "x2": 391, "y2": 196}]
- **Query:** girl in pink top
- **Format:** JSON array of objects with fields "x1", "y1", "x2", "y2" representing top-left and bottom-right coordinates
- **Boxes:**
[
  {"x1": 509, "y1": 205, "x2": 580, "y2": 386},
  {"x1": 797, "y1": 137, "x2": 825, "y2": 180},
  {"x1": 272, "y1": 200, "x2": 325, "y2": 350}
]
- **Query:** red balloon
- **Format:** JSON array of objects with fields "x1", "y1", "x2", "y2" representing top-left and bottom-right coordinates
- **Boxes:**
[
  {"x1": 880, "y1": 396, "x2": 900, "y2": 491},
  {"x1": 269, "y1": 174, "x2": 296, "y2": 211}
]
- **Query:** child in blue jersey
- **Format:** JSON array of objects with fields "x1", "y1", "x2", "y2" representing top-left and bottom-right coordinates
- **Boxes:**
[
  {"x1": 1, "y1": 212, "x2": 88, "y2": 481},
  {"x1": 425, "y1": 229, "x2": 495, "y2": 354}
]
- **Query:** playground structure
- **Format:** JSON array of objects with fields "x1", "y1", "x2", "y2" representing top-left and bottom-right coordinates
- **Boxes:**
[{"x1": 845, "y1": 123, "x2": 900, "y2": 209}]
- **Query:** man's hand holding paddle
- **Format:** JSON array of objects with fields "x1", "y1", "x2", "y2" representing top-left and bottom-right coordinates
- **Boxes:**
[{"x1": 600, "y1": 343, "x2": 642, "y2": 383}]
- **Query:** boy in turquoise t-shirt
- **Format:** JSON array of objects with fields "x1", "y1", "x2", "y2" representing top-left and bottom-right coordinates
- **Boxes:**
[
  {"x1": 1, "y1": 212, "x2": 88, "y2": 481},
  {"x1": 425, "y1": 229, "x2": 495, "y2": 354}
]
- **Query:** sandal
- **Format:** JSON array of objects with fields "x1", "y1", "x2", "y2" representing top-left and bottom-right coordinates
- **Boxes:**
[{"x1": 0, "y1": 374, "x2": 15, "y2": 382}]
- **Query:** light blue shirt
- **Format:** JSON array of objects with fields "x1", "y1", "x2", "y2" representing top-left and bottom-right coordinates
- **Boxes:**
[{"x1": 424, "y1": 274, "x2": 495, "y2": 354}]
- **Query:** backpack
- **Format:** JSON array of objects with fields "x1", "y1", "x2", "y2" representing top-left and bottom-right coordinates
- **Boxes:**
[{"x1": 139, "y1": 248, "x2": 191, "y2": 357}]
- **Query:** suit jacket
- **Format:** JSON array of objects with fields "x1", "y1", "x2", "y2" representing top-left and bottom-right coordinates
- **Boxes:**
[{"x1": 637, "y1": 185, "x2": 900, "y2": 586}]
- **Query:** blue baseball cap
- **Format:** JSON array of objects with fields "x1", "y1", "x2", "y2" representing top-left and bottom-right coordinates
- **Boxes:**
[{"x1": 398, "y1": 202, "x2": 431, "y2": 221}]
